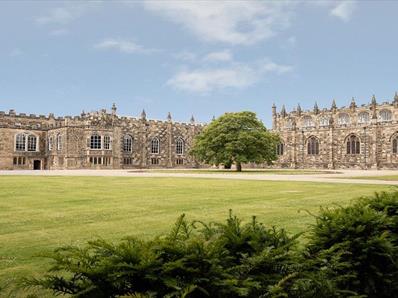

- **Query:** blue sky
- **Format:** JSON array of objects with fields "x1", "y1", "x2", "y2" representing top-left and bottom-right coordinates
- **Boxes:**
[{"x1": 0, "y1": 1, "x2": 397, "y2": 126}]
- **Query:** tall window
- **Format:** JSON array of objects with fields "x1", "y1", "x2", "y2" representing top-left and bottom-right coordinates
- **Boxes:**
[
  {"x1": 123, "y1": 135, "x2": 133, "y2": 152},
  {"x1": 379, "y1": 110, "x2": 392, "y2": 122},
  {"x1": 302, "y1": 116, "x2": 314, "y2": 128},
  {"x1": 338, "y1": 113, "x2": 350, "y2": 125},
  {"x1": 307, "y1": 137, "x2": 319, "y2": 155},
  {"x1": 15, "y1": 134, "x2": 26, "y2": 151},
  {"x1": 346, "y1": 135, "x2": 360, "y2": 154},
  {"x1": 176, "y1": 138, "x2": 184, "y2": 155},
  {"x1": 393, "y1": 136, "x2": 398, "y2": 154},
  {"x1": 358, "y1": 112, "x2": 369, "y2": 124},
  {"x1": 104, "y1": 135, "x2": 111, "y2": 150},
  {"x1": 151, "y1": 138, "x2": 160, "y2": 154},
  {"x1": 27, "y1": 135, "x2": 37, "y2": 151},
  {"x1": 48, "y1": 137, "x2": 53, "y2": 151},
  {"x1": 57, "y1": 134, "x2": 62, "y2": 151},
  {"x1": 90, "y1": 135, "x2": 102, "y2": 149},
  {"x1": 276, "y1": 143, "x2": 284, "y2": 155}
]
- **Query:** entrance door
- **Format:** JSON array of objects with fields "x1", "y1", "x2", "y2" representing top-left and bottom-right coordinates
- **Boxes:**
[{"x1": 33, "y1": 160, "x2": 41, "y2": 170}]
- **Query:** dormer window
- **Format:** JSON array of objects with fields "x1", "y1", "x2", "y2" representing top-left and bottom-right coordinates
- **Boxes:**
[
  {"x1": 319, "y1": 116, "x2": 329, "y2": 127},
  {"x1": 302, "y1": 116, "x2": 314, "y2": 128},
  {"x1": 379, "y1": 110, "x2": 392, "y2": 122}
]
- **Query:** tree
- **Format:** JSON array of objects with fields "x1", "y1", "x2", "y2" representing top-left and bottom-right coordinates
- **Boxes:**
[{"x1": 190, "y1": 111, "x2": 280, "y2": 171}]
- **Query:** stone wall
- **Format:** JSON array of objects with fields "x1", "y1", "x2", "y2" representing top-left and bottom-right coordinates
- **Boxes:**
[
  {"x1": 0, "y1": 106, "x2": 202, "y2": 170},
  {"x1": 273, "y1": 93, "x2": 398, "y2": 169}
]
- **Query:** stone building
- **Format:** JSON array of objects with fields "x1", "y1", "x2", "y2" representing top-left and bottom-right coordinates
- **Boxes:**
[
  {"x1": 273, "y1": 93, "x2": 398, "y2": 169},
  {"x1": 0, "y1": 104, "x2": 202, "y2": 170}
]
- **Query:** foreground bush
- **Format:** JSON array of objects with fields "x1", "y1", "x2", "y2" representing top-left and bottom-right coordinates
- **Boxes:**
[{"x1": 24, "y1": 191, "x2": 398, "y2": 297}]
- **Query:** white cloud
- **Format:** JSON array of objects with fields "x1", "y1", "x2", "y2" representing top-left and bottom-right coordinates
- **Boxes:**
[
  {"x1": 330, "y1": 1, "x2": 357, "y2": 22},
  {"x1": 35, "y1": 2, "x2": 102, "y2": 25},
  {"x1": 142, "y1": 1, "x2": 294, "y2": 45},
  {"x1": 174, "y1": 51, "x2": 197, "y2": 62},
  {"x1": 94, "y1": 39, "x2": 156, "y2": 54},
  {"x1": 203, "y1": 50, "x2": 233, "y2": 62},
  {"x1": 167, "y1": 60, "x2": 292, "y2": 93}
]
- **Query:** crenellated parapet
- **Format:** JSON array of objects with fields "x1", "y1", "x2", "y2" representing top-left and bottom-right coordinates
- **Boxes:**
[{"x1": 272, "y1": 93, "x2": 398, "y2": 132}]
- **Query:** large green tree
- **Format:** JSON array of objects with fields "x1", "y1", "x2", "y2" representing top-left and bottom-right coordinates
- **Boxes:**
[{"x1": 190, "y1": 111, "x2": 280, "y2": 171}]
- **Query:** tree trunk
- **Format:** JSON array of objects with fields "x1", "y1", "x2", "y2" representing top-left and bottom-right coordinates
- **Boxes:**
[{"x1": 236, "y1": 162, "x2": 242, "y2": 172}]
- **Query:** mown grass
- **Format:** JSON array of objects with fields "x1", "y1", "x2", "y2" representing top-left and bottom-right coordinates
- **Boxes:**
[
  {"x1": 144, "y1": 169, "x2": 339, "y2": 175},
  {"x1": 341, "y1": 175, "x2": 398, "y2": 181},
  {"x1": 0, "y1": 176, "x2": 390, "y2": 297}
]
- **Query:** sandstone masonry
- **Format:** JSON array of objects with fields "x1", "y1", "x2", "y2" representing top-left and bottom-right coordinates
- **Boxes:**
[
  {"x1": 273, "y1": 93, "x2": 398, "y2": 169},
  {"x1": 0, "y1": 104, "x2": 202, "y2": 170}
]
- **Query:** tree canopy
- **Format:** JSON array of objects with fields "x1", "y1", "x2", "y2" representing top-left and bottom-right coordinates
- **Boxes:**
[{"x1": 190, "y1": 111, "x2": 280, "y2": 171}]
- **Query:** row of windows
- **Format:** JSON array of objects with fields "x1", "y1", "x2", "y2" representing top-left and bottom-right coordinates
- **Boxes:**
[
  {"x1": 277, "y1": 135, "x2": 366, "y2": 156},
  {"x1": 89, "y1": 156, "x2": 111, "y2": 166},
  {"x1": 287, "y1": 110, "x2": 393, "y2": 129},
  {"x1": 13, "y1": 157, "x2": 26, "y2": 165}
]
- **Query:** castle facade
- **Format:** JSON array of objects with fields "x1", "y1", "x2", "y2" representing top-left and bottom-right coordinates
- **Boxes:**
[
  {"x1": 0, "y1": 104, "x2": 201, "y2": 170},
  {"x1": 273, "y1": 93, "x2": 398, "y2": 169}
]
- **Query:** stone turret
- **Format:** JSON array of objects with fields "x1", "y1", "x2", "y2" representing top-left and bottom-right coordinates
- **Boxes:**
[
  {"x1": 297, "y1": 103, "x2": 302, "y2": 116},
  {"x1": 331, "y1": 99, "x2": 337, "y2": 113},
  {"x1": 190, "y1": 115, "x2": 195, "y2": 124},
  {"x1": 313, "y1": 102, "x2": 319, "y2": 114},
  {"x1": 280, "y1": 105, "x2": 287, "y2": 118},
  {"x1": 111, "y1": 103, "x2": 117, "y2": 115},
  {"x1": 167, "y1": 112, "x2": 172, "y2": 122},
  {"x1": 350, "y1": 97, "x2": 356, "y2": 111},
  {"x1": 393, "y1": 92, "x2": 398, "y2": 107},
  {"x1": 371, "y1": 95, "x2": 377, "y2": 119},
  {"x1": 141, "y1": 109, "x2": 147, "y2": 121}
]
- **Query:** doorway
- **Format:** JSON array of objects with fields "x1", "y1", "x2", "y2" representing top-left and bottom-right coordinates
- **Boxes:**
[{"x1": 33, "y1": 160, "x2": 41, "y2": 170}]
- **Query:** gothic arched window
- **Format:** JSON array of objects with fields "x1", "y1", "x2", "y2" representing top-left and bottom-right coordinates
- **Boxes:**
[
  {"x1": 358, "y1": 112, "x2": 369, "y2": 124},
  {"x1": 302, "y1": 116, "x2": 314, "y2": 128},
  {"x1": 276, "y1": 143, "x2": 284, "y2": 155},
  {"x1": 392, "y1": 135, "x2": 398, "y2": 154},
  {"x1": 338, "y1": 113, "x2": 350, "y2": 125},
  {"x1": 176, "y1": 138, "x2": 184, "y2": 155},
  {"x1": 379, "y1": 110, "x2": 392, "y2": 122},
  {"x1": 285, "y1": 118, "x2": 293, "y2": 129},
  {"x1": 151, "y1": 138, "x2": 160, "y2": 154},
  {"x1": 123, "y1": 135, "x2": 133, "y2": 152},
  {"x1": 346, "y1": 135, "x2": 360, "y2": 154},
  {"x1": 307, "y1": 136, "x2": 319, "y2": 155}
]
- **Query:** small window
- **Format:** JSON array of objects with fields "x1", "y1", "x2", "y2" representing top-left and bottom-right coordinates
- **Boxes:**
[
  {"x1": 307, "y1": 137, "x2": 319, "y2": 155},
  {"x1": 90, "y1": 135, "x2": 102, "y2": 149},
  {"x1": 346, "y1": 135, "x2": 360, "y2": 154},
  {"x1": 124, "y1": 157, "x2": 133, "y2": 165},
  {"x1": 176, "y1": 138, "x2": 184, "y2": 155},
  {"x1": 358, "y1": 112, "x2": 369, "y2": 124},
  {"x1": 57, "y1": 134, "x2": 62, "y2": 151},
  {"x1": 285, "y1": 118, "x2": 293, "y2": 129},
  {"x1": 338, "y1": 113, "x2": 350, "y2": 125},
  {"x1": 319, "y1": 116, "x2": 329, "y2": 127},
  {"x1": 302, "y1": 116, "x2": 314, "y2": 128},
  {"x1": 151, "y1": 157, "x2": 159, "y2": 165},
  {"x1": 123, "y1": 135, "x2": 133, "y2": 152},
  {"x1": 104, "y1": 136, "x2": 111, "y2": 150},
  {"x1": 13, "y1": 157, "x2": 17, "y2": 165},
  {"x1": 176, "y1": 158, "x2": 184, "y2": 165},
  {"x1": 379, "y1": 110, "x2": 392, "y2": 122},
  {"x1": 15, "y1": 134, "x2": 26, "y2": 151},
  {"x1": 392, "y1": 136, "x2": 398, "y2": 154},
  {"x1": 276, "y1": 143, "x2": 284, "y2": 155},
  {"x1": 151, "y1": 138, "x2": 160, "y2": 154},
  {"x1": 27, "y1": 135, "x2": 37, "y2": 152}
]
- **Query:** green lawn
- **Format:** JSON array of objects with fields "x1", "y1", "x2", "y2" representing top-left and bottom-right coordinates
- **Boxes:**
[
  {"x1": 341, "y1": 175, "x2": 398, "y2": 181},
  {"x1": 0, "y1": 176, "x2": 390, "y2": 297},
  {"x1": 145, "y1": 169, "x2": 340, "y2": 175}
]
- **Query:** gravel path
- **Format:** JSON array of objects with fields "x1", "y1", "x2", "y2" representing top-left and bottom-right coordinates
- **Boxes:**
[{"x1": 1, "y1": 169, "x2": 398, "y2": 185}]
